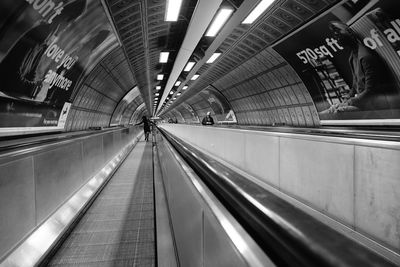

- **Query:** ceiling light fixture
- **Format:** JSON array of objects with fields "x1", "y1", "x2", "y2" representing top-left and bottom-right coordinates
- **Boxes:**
[
  {"x1": 157, "y1": 74, "x2": 164, "y2": 80},
  {"x1": 184, "y1": 61, "x2": 195, "y2": 72},
  {"x1": 242, "y1": 0, "x2": 275, "y2": 24},
  {"x1": 206, "y1": 52, "x2": 222, "y2": 63},
  {"x1": 159, "y1": 52, "x2": 169, "y2": 63},
  {"x1": 205, "y1": 8, "x2": 234, "y2": 37},
  {"x1": 182, "y1": 85, "x2": 188, "y2": 90},
  {"x1": 155, "y1": 93, "x2": 159, "y2": 96},
  {"x1": 165, "y1": 0, "x2": 182, "y2": 21},
  {"x1": 177, "y1": 92, "x2": 181, "y2": 96},
  {"x1": 156, "y1": 86, "x2": 161, "y2": 90},
  {"x1": 169, "y1": 91, "x2": 174, "y2": 95},
  {"x1": 191, "y1": 74, "x2": 199, "y2": 80},
  {"x1": 175, "y1": 81, "x2": 181, "y2": 86}
]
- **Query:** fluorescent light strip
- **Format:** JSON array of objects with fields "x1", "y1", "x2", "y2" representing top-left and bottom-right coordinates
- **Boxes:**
[
  {"x1": 191, "y1": 74, "x2": 199, "y2": 80},
  {"x1": 184, "y1": 61, "x2": 195, "y2": 72},
  {"x1": 159, "y1": 52, "x2": 169, "y2": 63},
  {"x1": 175, "y1": 81, "x2": 181, "y2": 86},
  {"x1": 165, "y1": 0, "x2": 183, "y2": 21},
  {"x1": 242, "y1": 0, "x2": 275, "y2": 24},
  {"x1": 206, "y1": 52, "x2": 222, "y2": 63},
  {"x1": 205, "y1": 8, "x2": 234, "y2": 37},
  {"x1": 157, "y1": 74, "x2": 164, "y2": 80}
]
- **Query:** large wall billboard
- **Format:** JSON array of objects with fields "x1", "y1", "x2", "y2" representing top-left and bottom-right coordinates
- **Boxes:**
[
  {"x1": 0, "y1": 0, "x2": 118, "y2": 135},
  {"x1": 273, "y1": 0, "x2": 400, "y2": 124}
]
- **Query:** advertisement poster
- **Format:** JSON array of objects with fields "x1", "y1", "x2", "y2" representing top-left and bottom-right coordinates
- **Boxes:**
[
  {"x1": 200, "y1": 86, "x2": 236, "y2": 123},
  {"x1": 0, "y1": 0, "x2": 118, "y2": 134},
  {"x1": 273, "y1": 0, "x2": 400, "y2": 124}
]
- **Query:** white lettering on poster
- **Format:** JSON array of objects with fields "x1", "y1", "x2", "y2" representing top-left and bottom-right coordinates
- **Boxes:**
[
  {"x1": 25, "y1": 0, "x2": 64, "y2": 24},
  {"x1": 41, "y1": 38, "x2": 79, "y2": 91},
  {"x1": 296, "y1": 18, "x2": 400, "y2": 64},
  {"x1": 296, "y1": 38, "x2": 344, "y2": 64}
]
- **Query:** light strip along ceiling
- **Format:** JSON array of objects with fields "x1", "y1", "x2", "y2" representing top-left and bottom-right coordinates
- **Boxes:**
[
  {"x1": 156, "y1": 0, "x2": 223, "y2": 114},
  {"x1": 158, "y1": 0, "x2": 262, "y2": 116}
]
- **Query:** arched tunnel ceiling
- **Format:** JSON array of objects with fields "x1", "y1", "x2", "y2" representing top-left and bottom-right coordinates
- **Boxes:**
[
  {"x1": 161, "y1": 0, "x2": 339, "y2": 116},
  {"x1": 104, "y1": 0, "x2": 199, "y2": 114}
]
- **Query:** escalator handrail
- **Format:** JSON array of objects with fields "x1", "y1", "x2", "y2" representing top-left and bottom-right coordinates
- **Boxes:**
[{"x1": 0, "y1": 127, "x2": 135, "y2": 159}]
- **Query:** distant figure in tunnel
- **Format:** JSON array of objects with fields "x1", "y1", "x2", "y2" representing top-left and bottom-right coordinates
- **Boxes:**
[
  {"x1": 202, "y1": 111, "x2": 214, "y2": 126},
  {"x1": 321, "y1": 21, "x2": 399, "y2": 114},
  {"x1": 135, "y1": 115, "x2": 152, "y2": 142}
]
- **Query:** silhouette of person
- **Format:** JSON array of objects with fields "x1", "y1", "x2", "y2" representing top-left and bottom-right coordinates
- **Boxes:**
[
  {"x1": 202, "y1": 111, "x2": 214, "y2": 125},
  {"x1": 136, "y1": 115, "x2": 151, "y2": 141}
]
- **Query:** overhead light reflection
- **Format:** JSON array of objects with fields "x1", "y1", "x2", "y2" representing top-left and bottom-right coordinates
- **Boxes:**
[
  {"x1": 242, "y1": 0, "x2": 275, "y2": 24},
  {"x1": 159, "y1": 52, "x2": 169, "y2": 63},
  {"x1": 165, "y1": 0, "x2": 182, "y2": 21},
  {"x1": 207, "y1": 52, "x2": 222, "y2": 63},
  {"x1": 205, "y1": 8, "x2": 234, "y2": 37},
  {"x1": 184, "y1": 61, "x2": 195, "y2": 72}
]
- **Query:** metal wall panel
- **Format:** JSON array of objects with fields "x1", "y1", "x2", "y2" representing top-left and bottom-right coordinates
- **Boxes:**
[
  {"x1": 82, "y1": 135, "x2": 105, "y2": 180},
  {"x1": 34, "y1": 142, "x2": 84, "y2": 223},
  {"x1": 355, "y1": 146, "x2": 400, "y2": 251},
  {"x1": 0, "y1": 158, "x2": 35, "y2": 258}
]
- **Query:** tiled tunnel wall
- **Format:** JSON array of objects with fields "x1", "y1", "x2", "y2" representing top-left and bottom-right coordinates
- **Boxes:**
[
  {"x1": 164, "y1": 48, "x2": 319, "y2": 127},
  {"x1": 66, "y1": 48, "x2": 138, "y2": 131}
]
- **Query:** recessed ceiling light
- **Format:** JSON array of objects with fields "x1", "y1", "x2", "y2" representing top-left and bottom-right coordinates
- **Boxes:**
[
  {"x1": 159, "y1": 52, "x2": 169, "y2": 63},
  {"x1": 155, "y1": 93, "x2": 159, "y2": 96},
  {"x1": 242, "y1": 0, "x2": 275, "y2": 24},
  {"x1": 182, "y1": 85, "x2": 188, "y2": 90},
  {"x1": 156, "y1": 86, "x2": 161, "y2": 90},
  {"x1": 177, "y1": 92, "x2": 181, "y2": 96},
  {"x1": 175, "y1": 81, "x2": 181, "y2": 86},
  {"x1": 165, "y1": 0, "x2": 182, "y2": 21},
  {"x1": 169, "y1": 91, "x2": 174, "y2": 95},
  {"x1": 184, "y1": 61, "x2": 195, "y2": 72},
  {"x1": 157, "y1": 74, "x2": 164, "y2": 80},
  {"x1": 205, "y1": 8, "x2": 234, "y2": 37},
  {"x1": 191, "y1": 74, "x2": 199, "y2": 80},
  {"x1": 206, "y1": 52, "x2": 222, "y2": 63}
]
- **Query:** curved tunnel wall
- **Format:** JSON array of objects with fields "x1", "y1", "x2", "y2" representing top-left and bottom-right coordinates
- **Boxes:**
[
  {"x1": 167, "y1": 47, "x2": 318, "y2": 126},
  {"x1": 66, "y1": 47, "x2": 139, "y2": 131}
]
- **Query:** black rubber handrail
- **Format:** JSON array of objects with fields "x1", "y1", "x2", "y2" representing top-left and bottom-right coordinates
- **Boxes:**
[{"x1": 158, "y1": 127, "x2": 397, "y2": 267}]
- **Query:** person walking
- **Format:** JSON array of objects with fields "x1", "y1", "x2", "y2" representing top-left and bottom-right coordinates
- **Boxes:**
[{"x1": 136, "y1": 115, "x2": 151, "y2": 141}]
